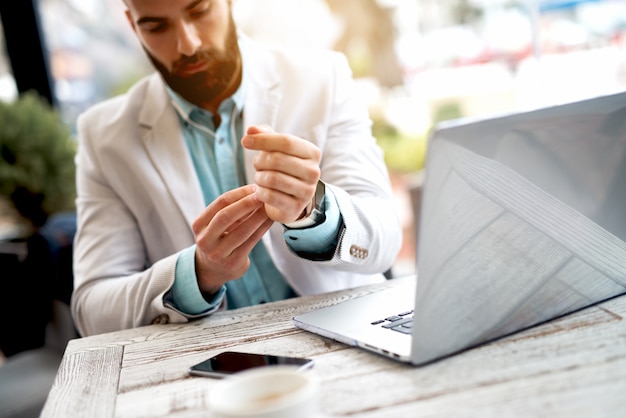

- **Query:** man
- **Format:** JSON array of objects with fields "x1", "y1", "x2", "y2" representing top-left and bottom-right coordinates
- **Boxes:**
[{"x1": 71, "y1": 0, "x2": 402, "y2": 337}]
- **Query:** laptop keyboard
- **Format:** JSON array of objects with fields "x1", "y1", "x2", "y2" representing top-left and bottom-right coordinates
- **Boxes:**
[{"x1": 371, "y1": 310, "x2": 414, "y2": 334}]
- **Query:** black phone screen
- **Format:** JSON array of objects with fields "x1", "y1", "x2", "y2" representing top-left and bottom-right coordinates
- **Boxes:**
[{"x1": 188, "y1": 351, "x2": 314, "y2": 378}]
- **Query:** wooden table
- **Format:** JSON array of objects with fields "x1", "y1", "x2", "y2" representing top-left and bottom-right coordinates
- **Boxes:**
[{"x1": 41, "y1": 275, "x2": 626, "y2": 417}]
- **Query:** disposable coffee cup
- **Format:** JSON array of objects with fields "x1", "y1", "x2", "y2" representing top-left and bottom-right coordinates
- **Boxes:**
[{"x1": 208, "y1": 365, "x2": 320, "y2": 418}]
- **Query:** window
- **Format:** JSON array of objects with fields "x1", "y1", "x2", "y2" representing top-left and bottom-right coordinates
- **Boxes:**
[
  {"x1": 0, "y1": 20, "x2": 17, "y2": 103},
  {"x1": 38, "y1": 0, "x2": 152, "y2": 131}
]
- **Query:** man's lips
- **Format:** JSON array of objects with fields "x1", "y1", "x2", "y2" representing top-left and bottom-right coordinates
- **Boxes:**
[{"x1": 176, "y1": 60, "x2": 209, "y2": 77}]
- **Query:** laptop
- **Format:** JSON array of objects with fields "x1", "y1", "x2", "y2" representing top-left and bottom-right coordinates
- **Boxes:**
[{"x1": 293, "y1": 90, "x2": 626, "y2": 366}]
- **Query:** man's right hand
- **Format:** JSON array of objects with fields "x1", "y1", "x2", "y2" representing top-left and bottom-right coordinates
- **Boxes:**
[{"x1": 192, "y1": 185, "x2": 274, "y2": 295}]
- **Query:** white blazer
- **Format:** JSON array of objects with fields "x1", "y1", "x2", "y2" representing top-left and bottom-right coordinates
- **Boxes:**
[{"x1": 71, "y1": 37, "x2": 403, "y2": 336}]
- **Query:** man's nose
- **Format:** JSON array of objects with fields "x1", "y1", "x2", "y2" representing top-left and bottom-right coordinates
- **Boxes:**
[{"x1": 176, "y1": 21, "x2": 201, "y2": 56}]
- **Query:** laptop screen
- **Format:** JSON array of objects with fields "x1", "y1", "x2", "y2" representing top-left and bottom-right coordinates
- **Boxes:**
[{"x1": 411, "y1": 91, "x2": 626, "y2": 363}]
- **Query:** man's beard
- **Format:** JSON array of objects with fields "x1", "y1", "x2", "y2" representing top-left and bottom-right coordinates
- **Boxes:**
[{"x1": 146, "y1": 17, "x2": 240, "y2": 107}]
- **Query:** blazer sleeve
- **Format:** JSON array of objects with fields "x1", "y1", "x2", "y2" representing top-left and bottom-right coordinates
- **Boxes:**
[{"x1": 71, "y1": 82, "x2": 200, "y2": 337}]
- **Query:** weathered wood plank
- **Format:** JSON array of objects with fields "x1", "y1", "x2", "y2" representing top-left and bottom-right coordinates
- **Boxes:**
[{"x1": 40, "y1": 345, "x2": 123, "y2": 418}]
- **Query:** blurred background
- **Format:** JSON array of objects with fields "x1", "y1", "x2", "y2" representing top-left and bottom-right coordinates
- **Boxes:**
[
  {"x1": 1, "y1": 0, "x2": 626, "y2": 276},
  {"x1": 1, "y1": 1, "x2": 625, "y2": 412}
]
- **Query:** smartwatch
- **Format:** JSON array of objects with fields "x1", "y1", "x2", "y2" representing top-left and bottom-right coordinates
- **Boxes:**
[{"x1": 283, "y1": 180, "x2": 326, "y2": 229}]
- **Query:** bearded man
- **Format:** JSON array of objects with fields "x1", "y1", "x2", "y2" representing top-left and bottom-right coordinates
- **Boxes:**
[{"x1": 71, "y1": 0, "x2": 402, "y2": 336}]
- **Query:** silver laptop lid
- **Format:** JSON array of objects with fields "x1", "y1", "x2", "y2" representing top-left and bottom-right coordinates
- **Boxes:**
[{"x1": 410, "y1": 91, "x2": 626, "y2": 365}]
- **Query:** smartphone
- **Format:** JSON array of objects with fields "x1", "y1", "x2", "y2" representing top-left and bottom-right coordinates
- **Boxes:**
[{"x1": 188, "y1": 351, "x2": 314, "y2": 378}]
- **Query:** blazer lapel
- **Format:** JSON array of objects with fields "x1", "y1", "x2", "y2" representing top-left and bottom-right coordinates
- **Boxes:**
[
  {"x1": 240, "y1": 35, "x2": 282, "y2": 185},
  {"x1": 138, "y1": 74, "x2": 205, "y2": 227}
]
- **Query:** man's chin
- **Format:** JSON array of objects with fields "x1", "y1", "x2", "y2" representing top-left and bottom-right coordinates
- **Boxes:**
[
  {"x1": 167, "y1": 75, "x2": 225, "y2": 106},
  {"x1": 167, "y1": 72, "x2": 207, "y2": 91}
]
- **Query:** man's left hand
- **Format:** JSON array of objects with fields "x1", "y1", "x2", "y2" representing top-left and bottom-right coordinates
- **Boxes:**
[{"x1": 242, "y1": 125, "x2": 321, "y2": 224}]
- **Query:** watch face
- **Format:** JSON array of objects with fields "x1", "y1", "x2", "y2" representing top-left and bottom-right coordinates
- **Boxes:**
[{"x1": 314, "y1": 180, "x2": 326, "y2": 211}]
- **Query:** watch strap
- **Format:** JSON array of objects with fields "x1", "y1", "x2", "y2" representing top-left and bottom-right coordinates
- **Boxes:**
[{"x1": 283, "y1": 180, "x2": 326, "y2": 229}]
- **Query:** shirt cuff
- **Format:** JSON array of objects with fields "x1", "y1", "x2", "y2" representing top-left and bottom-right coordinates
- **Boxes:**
[
  {"x1": 171, "y1": 245, "x2": 226, "y2": 314},
  {"x1": 283, "y1": 187, "x2": 342, "y2": 256}
]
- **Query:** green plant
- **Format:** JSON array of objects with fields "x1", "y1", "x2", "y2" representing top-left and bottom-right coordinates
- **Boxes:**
[
  {"x1": 0, "y1": 91, "x2": 76, "y2": 227},
  {"x1": 432, "y1": 101, "x2": 464, "y2": 125},
  {"x1": 372, "y1": 115, "x2": 427, "y2": 174}
]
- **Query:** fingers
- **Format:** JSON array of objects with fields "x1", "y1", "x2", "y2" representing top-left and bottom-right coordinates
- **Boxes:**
[
  {"x1": 192, "y1": 184, "x2": 259, "y2": 235},
  {"x1": 254, "y1": 171, "x2": 315, "y2": 217},
  {"x1": 194, "y1": 200, "x2": 273, "y2": 294},
  {"x1": 193, "y1": 125, "x2": 324, "y2": 292},
  {"x1": 244, "y1": 124, "x2": 272, "y2": 135},
  {"x1": 227, "y1": 216, "x2": 274, "y2": 260},
  {"x1": 242, "y1": 125, "x2": 320, "y2": 160},
  {"x1": 241, "y1": 125, "x2": 321, "y2": 223},
  {"x1": 196, "y1": 209, "x2": 265, "y2": 268},
  {"x1": 253, "y1": 151, "x2": 319, "y2": 209},
  {"x1": 252, "y1": 148, "x2": 320, "y2": 181}
]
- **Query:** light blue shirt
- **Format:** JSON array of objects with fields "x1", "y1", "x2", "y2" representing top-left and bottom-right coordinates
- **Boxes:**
[{"x1": 165, "y1": 46, "x2": 343, "y2": 315}]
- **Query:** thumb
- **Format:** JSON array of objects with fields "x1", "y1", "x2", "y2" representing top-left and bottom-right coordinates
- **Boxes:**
[{"x1": 246, "y1": 124, "x2": 274, "y2": 135}]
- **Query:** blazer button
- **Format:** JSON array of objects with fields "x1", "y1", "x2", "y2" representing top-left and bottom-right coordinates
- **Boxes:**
[
  {"x1": 151, "y1": 314, "x2": 170, "y2": 325},
  {"x1": 349, "y1": 245, "x2": 369, "y2": 259}
]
